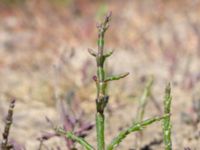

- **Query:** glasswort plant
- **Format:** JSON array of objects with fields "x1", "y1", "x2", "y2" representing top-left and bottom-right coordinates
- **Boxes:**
[{"x1": 55, "y1": 12, "x2": 172, "y2": 150}]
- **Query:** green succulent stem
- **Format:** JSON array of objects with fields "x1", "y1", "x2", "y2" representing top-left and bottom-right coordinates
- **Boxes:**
[
  {"x1": 163, "y1": 83, "x2": 172, "y2": 150},
  {"x1": 106, "y1": 114, "x2": 170, "y2": 150},
  {"x1": 89, "y1": 12, "x2": 129, "y2": 150},
  {"x1": 96, "y1": 112, "x2": 105, "y2": 150},
  {"x1": 98, "y1": 35, "x2": 104, "y2": 52},
  {"x1": 95, "y1": 12, "x2": 111, "y2": 150},
  {"x1": 56, "y1": 128, "x2": 95, "y2": 150}
]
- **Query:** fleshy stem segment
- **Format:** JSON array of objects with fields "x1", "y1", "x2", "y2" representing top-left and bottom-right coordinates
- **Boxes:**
[
  {"x1": 88, "y1": 12, "x2": 129, "y2": 150},
  {"x1": 163, "y1": 83, "x2": 172, "y2": 150}
]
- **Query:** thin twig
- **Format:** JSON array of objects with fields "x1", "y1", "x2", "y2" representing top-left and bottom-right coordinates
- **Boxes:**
[
  {"x1": 1, "y1": 99, "x2": 16, "y2": 150},
  {"x1": 134, "y1": 76, "x2": 154, "y2": 149},
  {"x1": 136, "y1": 76, "x2": 154, "y2": 122}
]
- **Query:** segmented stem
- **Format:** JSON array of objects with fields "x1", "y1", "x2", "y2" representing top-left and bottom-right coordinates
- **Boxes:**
[
  {"x1": 163, "y1": 83, "x2": 172, "y2": 150},
  {"x1": 89, "y1": 12, "x2": 129, "y2": 150},
  {"x1": 95, "y1": 12, "x2": 111, "y2": 150}
]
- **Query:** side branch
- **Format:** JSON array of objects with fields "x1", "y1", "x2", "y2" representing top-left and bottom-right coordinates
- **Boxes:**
[
  {"x1": 106, "y1": 114, "x2": 169, "y2": 150},
  {"x1": 105, "y1": 72, "x2": 129, "y2": 82},
  {"x1": 56, "y1": 128, "x2": 95, "y2": 150}
]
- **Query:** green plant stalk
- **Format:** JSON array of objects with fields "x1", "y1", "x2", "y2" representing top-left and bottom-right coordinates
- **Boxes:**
[
  {"x1": 95, "y1": 15, "x2": 108, "y2": 150},
  {"x1": 89, "y1": 12, "x2": 129, "y2": 150},
  {"x1": 163, "y1": 83, "x2": 172, "y2": 150},
  {"x1": 96, "y1": 112, "x2": 105, "y2": 150},
  {"x1": 56, "y1": 128, "x2": 95, "y2": 150},
  {"x1": 136, "y1": 76, "x2": 154, "y2": 122},
  {"x1": 107, "y1": 114, "x2": 169, "y2": 150}
]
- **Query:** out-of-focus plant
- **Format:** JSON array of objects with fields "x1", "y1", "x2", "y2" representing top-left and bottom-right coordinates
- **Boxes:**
[
  {"x1": 134, "y1": 76, "x2": 154, "y2": 149},
  {"x1": 1, "y1": 99, "x2": 15, "y2": 150},
  {"x1": 136, "y1": 76, "x2": 154, "y2": 122},
  {"x1": 38, "y1": 90, "x2": 94, "y2": 150}
]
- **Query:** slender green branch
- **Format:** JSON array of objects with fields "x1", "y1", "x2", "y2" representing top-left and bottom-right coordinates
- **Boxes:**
[
  {"x1": 56, "y1": 128, "x2": 95, "y2": 150},
  {"x1": 1, "y1": 99, "x2": 15, "y2": 150},
  {"x1": 136, "y1": 76, "x2": 154, "y2": 122},
  {"x1": 163, "y1": 83, "x2": 172, "y2": 150},
  {"x1": 105, "y1": 72, "x2": 129, "y2": 82},
  {"x1": 107, "y1": 114, "x2": 169, "y2": 150}
]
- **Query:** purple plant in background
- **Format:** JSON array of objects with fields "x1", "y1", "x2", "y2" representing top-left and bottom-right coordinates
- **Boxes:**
[{"x1": 38, "y1": 91, "x2": 94, "y2": 150}]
